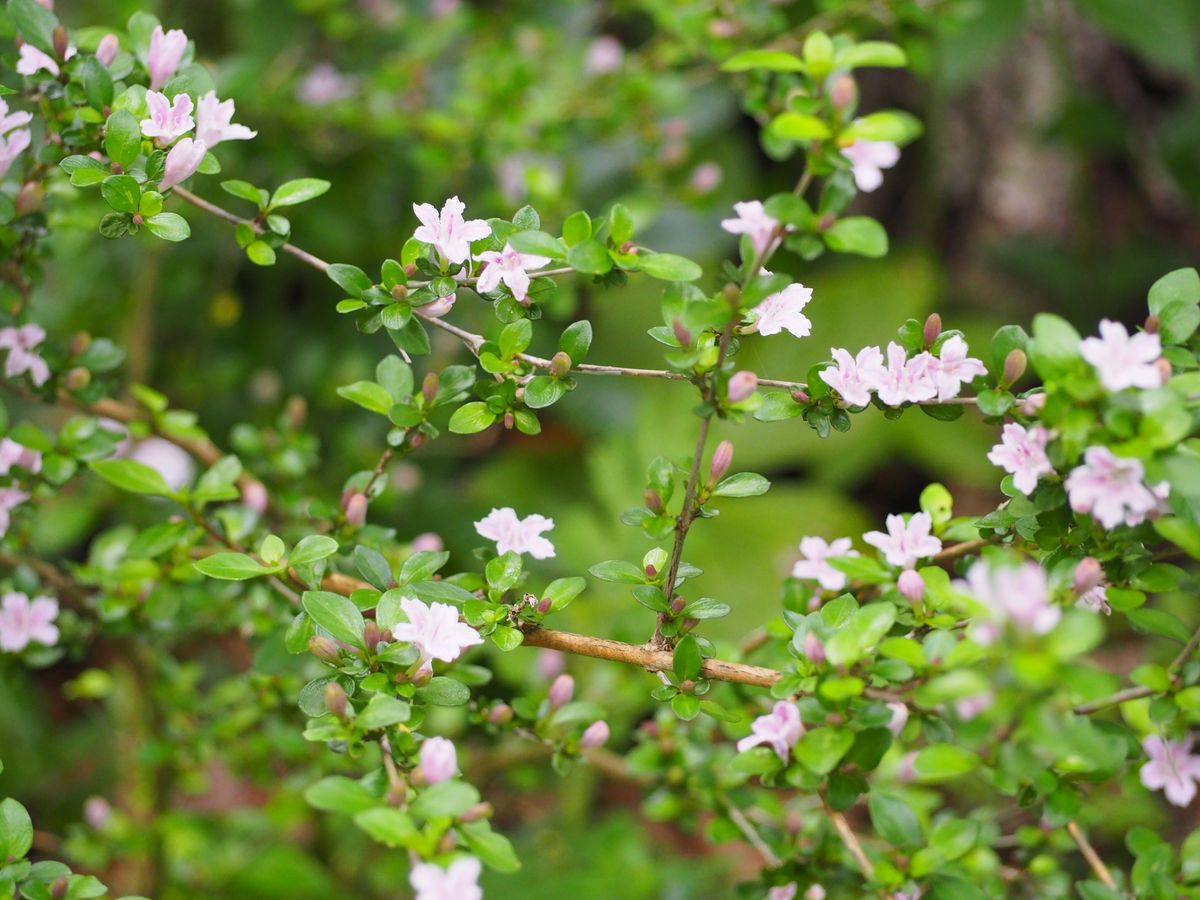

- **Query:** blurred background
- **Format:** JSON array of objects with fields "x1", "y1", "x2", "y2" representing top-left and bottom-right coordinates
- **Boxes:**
[{"x1": 3, "y1": 0, "x2": 1200, "y2": 896}]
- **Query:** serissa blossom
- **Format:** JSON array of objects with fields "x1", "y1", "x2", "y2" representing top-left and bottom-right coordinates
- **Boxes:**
[
  {"x1": 474, "y1": 243, "x2": 549, "y2": 301},
  {"x1": 1080, "y1": 319, "x2": 1164, "y2": 392},
  {"x1": 148, "y1": 25, "x2": 188, "y2": 90},
  {"x1": 140, "y1": 90, "x2": 194, "y2": 147},
  {"x1": 195, "y1": 91, "x2": 256, "y2": 148},
  {"x1": 0, "y1": 324, "x2": 50, "y2": 385},
  {"x1": 819, "y1": 346, "x2": 886, "y2": 408},
  {"x1": 0, "y1": 128, "x2": 31, "y2": 181},
  {"x1": 737, "y1": 701, "x2": 803, "y2": 760},
  {"x1": 929, "y1": 335, "x2": 986, "y2": 401},
  {"x1": 0, "y1": 592, "x2": 58, "y2": 652},
  {"x1": 16, "y1": 44, "x2": 75, "y2": 77},
  {"x1": 987, "y1": 423, "x2": 1053, "y2": 495},
  {"x1": 960, "y1": 559, "x2": 1060, "y2": 643},
  {"x1": 409, "y1": 857, "x2": 483, "y2": 900},
  {"x1": 792, "y1": 536, "x2": 859, "y2": 591},
  {"x1": 0, "y1": 438, "x2": 42, "y2": 475},
  {"x1": 474, "y1": 507, "x2": 555, "y2": 559},
  {"x1": 721, "y1": 201, "x2": 779, "y2": 258},
  {"x1": 158, "y1": 138, "x2": 206, "y2": 191},
  {"x1": 841, "y1": 139, "x2": 899, "y2": 192},
  {"x1": 0, "y1": 487, "x2": 30, "y2": 537},
  {"x1": 863, "y1": 512, "x2": 941, "y2": 569},
  {"x1": 866, "y1": 343, "x2": 937, "y2": 407},
  {"x1": 1065, "y1": 446, "x2": 1168, "y2": 529},
  {"x1": 412, "y1": 196, "x2": 491, "y2": 265},
  {"x1": 390, "y1": 597, "x2": 483, "y2": 673},
  {"x1": 748, "y1": 283, "x2": 812, "y2": 338},
  {"x1": 0, "y1": 99, "x2": 32, "y2": 137},
  {"x1": 418, "y1": 737, "x2": 457, "y2": 784},
  {"x1": 1141, "y1": 735, "x2": 1200, "y2": 807}
]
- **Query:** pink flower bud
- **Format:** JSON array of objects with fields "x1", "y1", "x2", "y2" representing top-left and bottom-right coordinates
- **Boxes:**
[
  {"x1": 308, "y1": 635, "x2": 340, "y2": 664},
  {"x1": 897, "y1": 569, "x2": 925, "y2": 603},
  {"x1": 709, "y1": 440, "x2": 733, "y2": 483},
  {"x1": 1002, "y1": 349, "x2": 1027, "y2": 387},
  {"x1": 411, "y1": 532, "x2": 443, "y2": 553},
  {"x1": 363, "y1": 620, "x2": 381, "y2": 651},
  {"x1": 791, "y1": 389, "x2": 810, "y2": 405},
  {"x1": 887, "y1": 701, "x2": 909, "y2": 737},
  {"x1": 670, "y1": 596, "x2": 686, "y2": 615},
  {"x1": 803, "y1": 631, "x2": 824, "y2": 664},
  {"x1": 1073, "y1": 557, "x2": 1104, "y2": 595},
  {"x1": 158, "y1": 137, "x2": 206, "y2": 191},
  {"x1": 418, "y1": 736, "x2": 457, "y2": 784},
  {"x1": 83, "y1": 796, "x2": 112, "y2": 830},
  {"x1": 672, "y1": 318, "x2": 692, "y2": 347},
  {"x1": 537, "y1": 649, "x2": 565, "y2": 679},
  {"x1": 343, "y1": 491, "x2": 367, "y2": 527},
  {"x1": 1145, "y1": 314, "x2": 1161, "y2": 334},
  {"x1": 830, "y1": 73, "x2": 857, "y2": 109},
  {"x1": 548, "y1": 674, "x2": 574, "y2": 707},
  {"x1": 536, "y1": 596, "x2": 551, "y2": 615},
  {"x1": 549, "y1": 351, "x2": 572, "y2": 378},
  {"x1": 1156, "y1": 357, "x2": 1173, "y2": 383},
  {"x1": 1019, "y1": 393, "x2": 1047, "y2": 416},
  {"x1": 95, "y1": 34, "x2": 119, "y2": 67},
  {"x1": 52, "y1": 26, "x2": 69, "y2": 62},
  {"x1": 644, "y1": 489, "x2": 663, "y2": 514},
  {"x1": 324, "y1": 682, "x2": 347, "y2": 718},
  {"x1": 421, "y1": 371, "x2": 439, "y2": 404},
  {"x1": 727, "y1": 370, "x2": 758, "y2": 404},
  {"x1": 489, "y1": 703, "x2": 513, "y2": 725},
  {"x1": 242, "y1": 480, "x2": 268, "y2": 514},
  {"x1": 580, "y1": 720, "x2": 610, "y2": 748},
  {"x1": 923, "y1": 313, "x2": 942, "y2": 347}
]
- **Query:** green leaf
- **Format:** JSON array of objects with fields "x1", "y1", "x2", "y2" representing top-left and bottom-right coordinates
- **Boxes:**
[
  {"x1": 638, "y1": 253, "x2": 703, "y2": 282},
  {"x1": 194, "y1": 552, "x2": 270, "y2": 581},
  {"x1": 499, "y1": 318, "x2": 532, "y2": 358},
  {"x1": 90, "y1": 459, "x2": 173, "y2": 496},
  {"x1": 587, "y1": 560, "x2": 646, "y2": 583},
  {"x1": 869, "y1": 791, "x2": 922, "y2": 848},
  {"x1": 562, "y1": 210, "x2": 591, "y2": 246},
  {"x1": 1076, "y1": 0, "x2": 1197, "y2": 74},
  {"x1": 221, "y1": 180, "x2": 267, "y2": 207},
  {"x1": 291, "y1": 535, "x2": 339, "y2": 567},
  {"x1": 721, "y1": 49, "x2": 806, "y2": 72},
  {"x1": 302, "y1": 590, "x2": 366, "y2": 649},
  {"x1": 837, "y1": 42, "x2": 907, "y2": 68},
  {"x1": 823, "y1": 217, "x2": 888, "y2": 257},
  {"x1": 448, "y1": 402, "x2": 497, "y2": 434},
  {"x1": 459, "y1": 820, "x2": 521, "y2": 873},
  {"x1": 337, "y1": 381, "x2": 394, "y2": 415},
  {"x1": 305, "y1": 776, "x2": 379, "y2": 814},
  {"x1": 824, "y1": 603, "x2": 896, "y2": 667},
  {"x1": 524, "y1": 375, "x2": 568, "y2": 409},
  {"x1": 673, "y1": 635, "x2": 702, "y2": 682},
  {"x1": 415, "y1": 676, "x2": 471, "y2": 706},
  {"x1": 843, "y1": 111, "x2": 924, "y2": 144},
  {"x1": 101, "y1": 174, "x2": 141, "y2": 214},
  {"x1": 796, "y1": 727, "x2": 855, "y2": 775},
  {"x1": 7, "y1": 0, "x2": 58, "y2": 53},
  {"x1": 353, "y1": 808, "x2": 417, "y2": 847},
  {"x1": 81, "y1": 56, "x2": 114, "y2": 110},
  {"x1": 356, "y1": 694, "x2": 411, "y2": 730},
  {"x1": 0, "y1": 797, "x2": 33, "y2": 859},
  {"x1": 543, "y1": 576, "x2": 585, "y2": 612},
  {"x1": 712, "y1": 472, "x2": 771, "y2": 497},
  {"x1": 1148, "y1": 268, "x2": 1200, "y2": 344},
  {"x1": 270, "y1": 178, "x2": 331, "y2": 208},
  {"x1": 1155, "y1": 517, "x2": 1200, "y2": 559},
  {"x1": 566, "y1": 239, "x2": 613, "y2": 275},
  {"x1": 508, "y1": 230, "x2": 565, "y2": 259},
  {"x1": 485, "y1": 551, "x2": 523, "y2": 591},
  {"x1": 104, "y1": 110, "x2": 142, "y2": 169},
  {"x1": 559, "y1": 320, "x2": 592, "y2": 364},
  {"x1": 144, "y1": 212, "x2": 190, "y2": 242},
  {"x1": 912, "y1": 744, "x2": 980, "y2": 781},
  {"x1": 1029, "y1": 313, "x2": 1083, "y2": 379},
  {"x1": 412, "y1": 781, "x2": 480, "y2": 820},
  {"x1": 399, "y1": 551, "x2": 449, "y2": 584},
  {"x1": 769, "y1": 112, "x2": 832, "y2": 141},
  {"x1": 672, "y1": 692, "x2": 700, "y2": 720},
  {"x1": 246, "y1": 240, "x2": 276, "y2": 266},
  {"x1": 327, "y1": 263, "x2": 372, "y2": 298},
  {"x1": 60, "y1": 155, "x2": 109, "y2": 187}
]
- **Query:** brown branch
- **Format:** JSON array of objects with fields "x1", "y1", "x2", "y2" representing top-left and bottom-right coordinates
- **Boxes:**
[
  {"x1": 823, "y1": 798, "x2": 875, "y2": 882},
  {"x1": 1066, "y1": 820, "x2": 1118, "y2": 891},
  {"x1": 1074, "y1": 619, "x2": 1200, "y2": 715}
]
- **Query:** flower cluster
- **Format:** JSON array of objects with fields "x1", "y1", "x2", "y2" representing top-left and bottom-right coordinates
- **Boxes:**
[{"x1": 818, "y1": 336, "x2": 985, "y2": 408}]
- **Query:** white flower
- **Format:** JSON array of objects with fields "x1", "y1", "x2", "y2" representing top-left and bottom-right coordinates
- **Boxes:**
[
  {"x1": 16, "y1": 44, "x2": 75, "y2": 77},
  {"x1": 987, "y1": 423, "x2": 1053, "y2": 495},
  {"x1": 791, "y1": 536, "x2": 858, "y2": 591},
  {"x1": 748, "y1": 283, "x2": 812, "y2": 338},
  {"x1": 0, "y1": 438, "x2": 41, "y2": 475},
  {"x1": 140, "y1": 90, "x2": 194, "y2": 147},
  {"x1": 474, "y1": 507, "x2": 555, "y2": 559},
  {"x1": 864, "y1": 343, "x2": 937, "y2": 407},
  {"x1": 737, "y1": 701, "x2": 803, "y2": 760},
  {"x1": 841, "y1": 139, "x2": 900, "y2": 192},
  {"x1": 418, "y1": 737, "x2": 457, "y2": 784},
  {"x1": 195, "y1": 91, "x2": 256, "y2": 148},
  {"x1": 818, "y1": 346, "x2": 886, "y2": 408},
  {"x1": 409, "y1": 857, "x2": 483, "y2": 900},
  {"x1": 863, "y1": 512, "x2": 942, "y2": 569},
  {"x1": 1065, "y1": 446, "x2": 1168, "y2": 529},
  {"x1": 0, "y1": 592, "x2": 58, "y2": 652},
  {"x1": 0, "y1": 98, "x2": 32, "y2": 137},
  {"x1": 721, "y1": 201, "x2": 779, "y2": 258},
  {"x1": 474, "y1": 243, "x2": 550, "y2": 301},
  {"x1": 960, "y1": 559, "x2": 1060, "y2": 642},
  {"x1": 390, "y1": 597, "x2": 483, "y2": 673},
  {"x1": 1080, "y1": 319, "x2": 1164, "y2": 391},
  {"x1": 0, "y1": 324, "x2": 50, "y2": 385},
  {"x1": 412, "y1": 196, "x2": 491, "y2": 265},
  {"x1": 928, "y1": 335, "x2": 986, "y2": 401},
  {"x1": 1142, "y1": 735, "x2": 1200, "y2": 807}
]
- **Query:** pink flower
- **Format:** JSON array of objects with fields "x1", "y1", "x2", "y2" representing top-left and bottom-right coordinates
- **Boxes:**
[
  {"x1": 195, "y1": 91, "x2": 256, "y2": 148},
  {"x1": 748, "y1": 283, "x2": 812, "y2": 338},
  {"x1": 1141, "y1": 735, "x2": 1200, "y2": 807},
  {"x1": 241, "y1": 480, "x2": 268, "y2": 514},
  {"x1": 841, "y1": 139, "x2": 900, "y2": 192},
  {"x1": 585, "y1": 35, "x2": 624, "y2": 74},
  {"x1": 411, "y1": 532, "x2": 444, "y2": 553},
  {"x1": 474, "y1": 243, "x2": 550, "y2": 301},
  {"x1": 865, "y1": 343, "x2": 937, "y2": 407},
  {"x1": 690, "y1": 161, "x2": 722, "y2": 194},
  {"x1": 537, "y1": 649, "x2": 565, "y2": 680},
  {"x1": 863, "y1": 512, "x2": 941, "y2": 569},
  {"x1": 474, "y1": 507, "x2": 555, "y2": 559},
  {"x1": 961, "y1": 559, "x2": 1060, "y2": 641},
  {"x1": 0, "y1": 128, "x2": 31, "y2": 181},
  {"x1": 954, "y1": 693, "x2": 993, "y2": 720},
  {"x1": 342, "y1": 491, "x2": 367, "y2": 527},
  {"x1": 418, "y1": 737, "x2": 457, "y2": 784},
  {"x1": 1065, "y1": 446, "x2": 1169, "y2": 529},
  {"x1": 147, "y1": 26, "x2": 188, "y2": 91},
  {"x1": 0, "y1": 99, "x2": 32, "y2": 137},
  {"x1": 95, "y1": 34, "x2": 119, "y2": 67},
  {"x1": 727, "y1": 370, "x2": 758, "y2": 403},
  {"x1": 1076, "y1": 585, "x2": 1111, "y2": 616},
  {"x1": 887, "y1": 702, "x2": 909, "y2": 737},
  {"x1": 721, "y1": 201, "x2": 780, "y2": 258},
  {"x1": 390, "y1": 597, "x2": 483, "y2": 673},
  {"x1": 0, "y1": 592, "x2": 58, "y2": 652},
  {"x1": 987, "y1": 423, "x2": 1053, "y2": 495},
  {"x1": 412, "y1": 196, "x2": 491, "y2": 266},
  {"x1": 0, "y1": 438, "x2": 41, "y2": 475},
  {"x1": 897, "y1": 569, "x2": 924, "y2": 602},
  {"x1": 548, "y1": 673, "x2": 574, "y2": 707},
  {"x1": 928, "y1": 335, "x2": 986, "y2": 401},
  {"x1": 737, "y1": 701, "x2": 803, "y2": 760},
  {"x1": 158, "y1": 137, "x2": 206, "y2": 191},
  {"x1": 129, "y1": 437, "x2": 193, "y2": 491},
  {"x1": 768, "y1": 886, "x2": 798, "y2": 900},
  {"x1": 803, "y1": 631, "x2": 824, "y2": 664},
  {"x1": 819, "y1": 345, "x2": 886, "y2": 408},
  {"x1": 791, "y1": 536, "x2": 859, "y2": 591},
  {"x1": 140, "y1": 90, "x2": 194, "y2": 147},
  {"x1": 296, "y1": 63, "x2": 357, "y2": 106},
  {"x1": 0, "y1": 324, "x2": 50, "y2": 385},
  {"x1": 580, "y1": 719, "x2": 610, "y2": 748},
  {"x1": 0, "y1": 487, "x2": 30, "y2": 537},
  {"x1": 409, "y1": 858, "x2": 483, "y2": 900},
  {"x1": 1081, "y1": 320, "x2": 1163, "y2": 392},
  {"x1": 16, "y1": 44, "x2": 74, "y2": 77}
]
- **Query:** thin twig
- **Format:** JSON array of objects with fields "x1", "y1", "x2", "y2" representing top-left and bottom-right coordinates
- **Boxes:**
[
  {"x1": 1066, "y1": 820, "x2": 1118, "y2": 891},
  {"x1": 723, "y1": 798, "x2": 782, "y2": 867},
  {"x1": 823, "y1": 798, "x2": 875, "y2": 881}
]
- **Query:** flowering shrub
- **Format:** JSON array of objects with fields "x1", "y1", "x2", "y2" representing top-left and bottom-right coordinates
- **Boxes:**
[{"x1": 2, "y1": 1, "x2": 1200, "y2": 898}]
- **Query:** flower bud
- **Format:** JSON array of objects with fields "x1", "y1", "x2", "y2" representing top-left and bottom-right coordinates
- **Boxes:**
[
  {"x1": 421, "y1": 371, "x2": 439, "y2": 404},
  {"x1": 790, "y1": 389, "x2": 810, "y2": 405},
  {"x1": 308, "y1": 635, "x2": 341, "y2": 665},
  {"x1": 803, "y1": 631, "x2": 825, "y2": 664},
  {"x1": 489, "y1": 703, "x2": 513, "y2": 725},
  {"x1": 829, "y1": 73, "x2": 857, "y2": 110},
  {"x1": 722, "y1": 283, "x2": 741, "y2": 304},
  {"x1": 1020, "y1": 392, "x2": 1047, "y2": 416},
  {"x1": 381, "y1": 628, "x2": 393, "y2": 642},
  {"x1": 503, "y1": 411, "x2": 514, "y2": 430},
  {"x1": 1145, "y1": 314, "x2": 1161, "y2": 335},
  {"x1": 52, "y1": 26, "x2": 69, "y2": 61},
  {"x1": 548, "y1": 674, "x2": 574, "y2": 707},
  {"x1": 670, "y1": 596, "x2": 686, "y2": 615},
  {"x1": 15, "y1": 181, "x2": 43, "y2": 217},
  {"x1": 408, "y1": 432, "x2": 425, "y2": 449},
  {"x1": 897, "y1": 569, "x2": 925, "y2": 603},
  {"x1": 84, "y1": 796, "x2": 112, "y2": 830},
  {"x1": 410, "y1": 667, "x2": 432, "y2": 686},
  {"x1": 96, "y1": 34, "x2": 119, "y2": 67},
  {"x1": 672, "y1": 318, "x2": 692, "y2": 347},
  {"x1": 644, "y1": 563, "x2": 657, "y2": 578},
  {"x1": 390, "y1": 283, "x2": 408, "y2": 301},
  {"x1": 709, "y1": 439, "x2": 733, "y2": 484},
  {"x1": 923, "y1": 313, "x2": 942, "y2": 347},
  {"x1": 1002, "y1": 349, "x2": 1027, "y2": 387},
  {"x1": 363, "y1": 620, "x2": 381, "y2": 652},
  {"x1": 411, "y1": 532, "x2": 443, "y2": 552},
  {"x1": 1073, "y1": 557, "x2": 1104, "y2": 595},
  {"x1": 461, "y1": 801, "x2": 494, "y2": 822},
  {"x1": 286, "y1": 395, "x2": 308, "y2": 429},
  {"x1": 418, "y1": 736, "x2": 457, "y2": 784},
  {"x1": 242, "y1": 480, "x2": 268, "y2": 514},
  {"x1": 64, "y1": 366, "x2": 91, "y2": 391},
  {"x1": 537, "y1": 650, "x2": 566, "y2": 679},
  {"x1": 549, "y1": 351, "x2": 572, "y2": 378},
  {"x1": 887, "y1": 701, "x2": 909, "y2": 737},
  {"x1": 324, "y1": 682, "x2": 347, "y2": 718},
  {"x1": 727, "y1": 370, "x2": 758, "y2": 404},
  {"x1": 580, "y1": 720, "x2": 610, "y2": 748},
  {"x1": 644, "y1": 489, "x2": 663, "y2": 513},
  {"x1": 51, "y1": 876, "x2": 68, "y2": 900},
  {"x1": 1156, "y1": 357, "x2": 1173, "y2": 383},
  {"x1": 343, "y1": 491, "x2": 367, "y2": 527},
  {"x1": 619, "y1": 241, "x2": 638, "y2": 255},
  {"x1": 536, "y1": 596, "x2": 552, "y2": 615}
]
